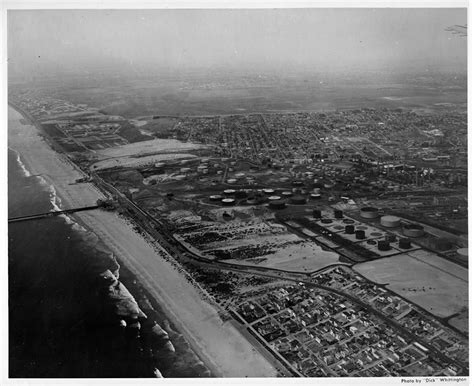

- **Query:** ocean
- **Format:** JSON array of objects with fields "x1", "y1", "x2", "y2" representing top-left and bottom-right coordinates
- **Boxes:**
[
  {"x1": 8, "y1": 148, "x2": 208, "y2": 378},
  {"x1": 8, "y1": 147, "x2": 101, "y2": 377},
  {"x1": 8, "y1": 146, "x2": 165, "y2": 377}
]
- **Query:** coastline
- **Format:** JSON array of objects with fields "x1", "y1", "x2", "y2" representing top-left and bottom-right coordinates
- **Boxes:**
[{"x1": 8, "y1": 104, "x2": 279, "y2": 377}]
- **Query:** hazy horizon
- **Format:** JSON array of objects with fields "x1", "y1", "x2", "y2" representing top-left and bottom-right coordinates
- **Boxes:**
[{"x1": 8, "y1": 8, "x2": 467, "y2": 81}]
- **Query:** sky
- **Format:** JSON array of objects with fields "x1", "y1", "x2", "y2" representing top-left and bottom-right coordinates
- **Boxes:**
[{"x1": 8, "y1": 8, "x2": 467, "y2": 77}]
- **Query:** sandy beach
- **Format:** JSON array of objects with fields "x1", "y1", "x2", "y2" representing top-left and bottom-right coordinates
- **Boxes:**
[{"x1": 8, "y1": 105, "x2": 278, "y2": 377}]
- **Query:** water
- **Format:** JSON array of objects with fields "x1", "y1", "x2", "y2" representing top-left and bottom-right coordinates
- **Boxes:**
[
  {"x1": 8, "y1": 148, "x2": 145, "y2": 377},
  {"x1": 8, "y1": 147, "x2": 209, "y2": 378},
  {"x1": 9, "y1": 148, "x2": 87, "y2": 376}
]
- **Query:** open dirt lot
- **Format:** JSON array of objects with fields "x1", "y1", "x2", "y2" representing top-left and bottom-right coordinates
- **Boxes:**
[
  {"x1": 95, "y1": 138, "x2": 206, "y2": 158},
  {"x1": 353, "y1": 253, "x2": 468, "y2": 318},
  {"x1": 225, "y1": 240, "x2": 344, "y2": 273},
  {"x1": 180, "y1": 220, "x2": 343, "y2": 273},
  {"x1": 91, "y1": 153, "x2": 197, "y2": 171},
  {"x1": 448, "y1": 310, "x2": 468, "y2": 334}
]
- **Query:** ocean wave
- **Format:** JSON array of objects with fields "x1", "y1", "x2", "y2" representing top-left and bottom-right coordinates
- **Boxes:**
[
  {"x1": 35, "y1": 175, "x2": 61, "y2": 210},
  {"x1": 10, "y1": 148, "x2": 31, "y2": 177},
  {"x1": 34, "y1": 173, "x2": 101, "y2": 246},
  {"x1": 10, "y1": 145, "x2": 90, "y2": 238},
  {"x1": 71, "y1": 222, "x2": 87, "y2": 233},
  {"x1": 35, "y1": 175, "x2": 87, "y2": 232},
  {"x1": 10, "y1": 147, "x2": 80, "y2": 229}
]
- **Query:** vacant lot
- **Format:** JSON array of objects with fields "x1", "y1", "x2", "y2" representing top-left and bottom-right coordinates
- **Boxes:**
[
  {"x1": 448, "y1": 310, "x2": 468, "y2": 334},
  {"x1": 354, "y1": 253, "x2": 468, "y2": 318},
  {"x1": 91, "y1": 153, "x2": 197, "y2": 171},
  {"x1": 225, "y1": 240, "x2": 344, "y2": 273},
  {"x1": 179, "y1": 220, "x2": 343, "y2": 274},
  {"x1": 96, "y1": 138, "x2": 206, "y2": 158}
]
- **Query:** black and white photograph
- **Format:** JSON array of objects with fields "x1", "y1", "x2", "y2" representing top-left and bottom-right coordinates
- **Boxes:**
[{"x1": 2, "y1": 1, "x2": 470, "y2": 384}]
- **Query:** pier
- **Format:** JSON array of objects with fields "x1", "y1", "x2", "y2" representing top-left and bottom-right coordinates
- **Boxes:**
[{"x1": 8, "y1": 205, "x2": 100, "y2": 223}]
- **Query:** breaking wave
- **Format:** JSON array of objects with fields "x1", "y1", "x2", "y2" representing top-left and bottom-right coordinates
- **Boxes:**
[
  {"x1": 35, "y1": 175, "x2": 87, "y2": 233},
  {"x1": 10, "y1": 148, "x2": 31, "y2": 177},
  {"x1": 9, "y1": 146, "x2": 87, "y2": 233}
]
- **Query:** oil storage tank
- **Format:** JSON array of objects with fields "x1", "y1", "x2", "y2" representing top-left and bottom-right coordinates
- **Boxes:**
[
  {"x1": 221, "y1": 198, "x2": 235, "y2": 206},
  {"x1": 399, "y1": 238, "x2": 412, "y2": 249},
  {"x1": 209, "y1": 194, "x2": 223, "y2": 202},
  {"x1": 290, "y1": 195, "x2": 307, "y2": 205},
  {"x1": 378, "y1": 240, "x2": 391, "y2": 251},
  {"x1": 360, "y1": 207, "x2": 379, "y2": 219},
  {"x1": 402, "y1": 224, "x2": 425, "y2": 238},
  {"x1": 456, "y1": 248, "x2": 468, "y2": 261},
  {"x1": 345, "y1": 225, "x2": 355, "y2": 234},
  {"x1": 380, "y1": 215, "x2": 401, "y2": 228},
  {"x1": 269, "y1": 199, "x2": 286, "y2": 210}
]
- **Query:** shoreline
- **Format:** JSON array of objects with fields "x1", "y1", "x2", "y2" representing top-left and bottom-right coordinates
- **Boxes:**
[
  {"x1": 8, "y1": 104, "x2": 279, "y2": 378},
  {"x1": 7, "y1": 105, "x2": 221, "y2": 377}
]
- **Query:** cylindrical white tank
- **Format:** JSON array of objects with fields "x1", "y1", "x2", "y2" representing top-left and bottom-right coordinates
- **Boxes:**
[
  {"x1": 380, "y1": 215, "x2": 401, "y2": 228},
  {"x1": 360, "y1": 207, "x2": 379, "y2": 219},
  {"x1": 221, "y1": 198, "x2": 235, "y2": 206},
  {"x1": 457, "y1": 248, "x2": 468, "y2": 259},
  {"x1": 402, "y1": 224, "x2": 425, "y2": 238}
]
